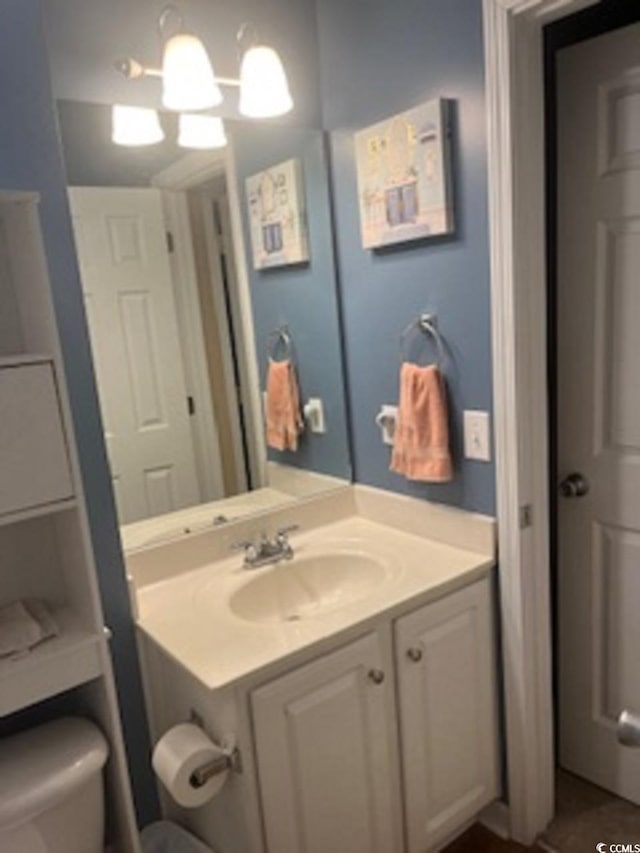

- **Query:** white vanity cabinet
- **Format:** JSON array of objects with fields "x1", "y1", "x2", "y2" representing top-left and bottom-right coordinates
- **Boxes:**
[
  {"x1": 395, "y1": 579, "x2": 499, "y2": 853},
  {"x1": 251, "y1": 630, "x2": 403, "y2": 853},
  {"x1": 249, "y1": 577, "x2": 498, "y2": 853},
  {"x1": 135, "y1": 508, "x2": 498, "y2": 853}
]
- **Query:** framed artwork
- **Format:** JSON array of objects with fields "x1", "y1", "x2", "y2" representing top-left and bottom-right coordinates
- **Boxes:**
[
  {"x1": 354, "y1": 98, "x2": 453, "y2": 249},
  {"x1": 245, "y1": 158, "x2": 310, "y2": 269}
]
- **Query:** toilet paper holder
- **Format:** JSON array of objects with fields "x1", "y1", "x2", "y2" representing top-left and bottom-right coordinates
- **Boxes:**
[
  {"x1": 188, "y1": 710, "x2": 242, "y2": 788},
  {"x1": 190, "y1": 745, "x2": 241, "y2": 788}
]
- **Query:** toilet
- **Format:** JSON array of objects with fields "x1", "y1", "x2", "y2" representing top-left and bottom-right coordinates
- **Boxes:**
[{"x1": 0, "y1": 716, "x2": 109, "y2": 853}]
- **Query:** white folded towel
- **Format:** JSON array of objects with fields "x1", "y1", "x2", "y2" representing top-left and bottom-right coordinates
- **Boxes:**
[{"x1": 0, "y1": 599, "x2": 59, "y2": 659}]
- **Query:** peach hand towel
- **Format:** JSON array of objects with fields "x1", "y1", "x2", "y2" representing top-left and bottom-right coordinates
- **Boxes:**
[
  {"x1": 266, "y1": 359, "x2": 304, "y2": 452},
  {"x1": 390, "y1": 362, "x2": 453, "y2": 482}
]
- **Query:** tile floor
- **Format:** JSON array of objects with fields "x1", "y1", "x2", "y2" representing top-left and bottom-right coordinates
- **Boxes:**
[{"x1": 444, "y1": 771, "x2": 640, "y2": 853}]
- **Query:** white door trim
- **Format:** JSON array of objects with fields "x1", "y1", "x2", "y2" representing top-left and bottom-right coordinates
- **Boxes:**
[
  {"x1": 151, "y1": 150, "x2": 227, "y2": 191},
  {"x1": 152, "y1": 150, "x2": 266, "y2": 490},
  {"x1": 195, "y1": 187, "x2": 248, "y2": 492},
  {"x1": 224, "y1": 142, "x2": 268, "y2": 489},
  {"x1": 161, "y1": 189, "x2": 226, "y2": 502},
  {"x1": 483, "y1": 0, "x2": 600, "y2": 844}
]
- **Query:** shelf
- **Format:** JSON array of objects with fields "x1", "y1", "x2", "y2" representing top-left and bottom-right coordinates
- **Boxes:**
[
  {"x1": 0, "y1": 190, "x2": 40, "y2": 205},
  {"x1": 0, "y1": 353, "x2": 54, "y2": 369},
  {"x1": 0, "y1": 609, "x2": 103, "y2": 717},
  {"x1": 0, "y1": 497, "x2": 78, "y2": 530}
]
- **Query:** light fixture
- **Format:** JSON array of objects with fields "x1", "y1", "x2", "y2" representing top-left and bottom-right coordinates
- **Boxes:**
[
  {"x1": 239, "y1": 45, "x2": 293, "y2": 118},
  {"x1": 178, "y1": 114, "x2": 227, "y2": 149},
  {"x1": 114, "y1": 7, "x2": 294, "y2": 120},
  {"x1": 111, "y1": 104, "x2": 165, "y2": 146},
  {"x1": 162, "y1": 32, "x2": 222, "y2": 111}
]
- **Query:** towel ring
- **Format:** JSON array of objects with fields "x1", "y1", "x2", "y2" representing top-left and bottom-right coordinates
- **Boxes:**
[
  {"x1": 400, "y1": 314, "x2": 445, "y2": 367},
  {"x1": 267, "y1": 326, "x2": 293, "y2": 363}
]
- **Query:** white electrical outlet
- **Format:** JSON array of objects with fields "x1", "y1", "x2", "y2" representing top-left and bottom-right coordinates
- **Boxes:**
[
  {"x1": 375, "y1": 405, "x2": 398, "y2": 446},
  {"x1": 463, "y1": 410, "x2": 491, "y2": 461},
  {"x1": 303, "y1": 398, "x2": 326, "y2": 434}
]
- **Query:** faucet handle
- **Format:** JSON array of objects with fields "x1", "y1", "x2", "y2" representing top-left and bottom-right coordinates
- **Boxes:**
[
  {"x1": 230, "y1": 539, "x2": 259, "y2": 567},
  {"x1": 230, "y1": 539, "x2": 255, "y2": 553},
  {"x1": 276, "y1": 524, "x2": 299, "y2": 540}
]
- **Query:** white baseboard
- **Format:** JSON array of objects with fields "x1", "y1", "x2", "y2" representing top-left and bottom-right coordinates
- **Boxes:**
[{"x1": 479, "y1": 800, "x2": 510, "y2": 840}]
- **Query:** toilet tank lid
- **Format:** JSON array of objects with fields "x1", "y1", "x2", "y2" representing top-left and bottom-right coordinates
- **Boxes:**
[{"x1": 0, "y1": 717, "x2": 109, "y2": 828}]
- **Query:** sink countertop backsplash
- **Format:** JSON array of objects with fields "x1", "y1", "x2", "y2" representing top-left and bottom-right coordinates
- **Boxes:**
[{"x1": 127, "y1": 485, "x2": 495, "y2": 690}]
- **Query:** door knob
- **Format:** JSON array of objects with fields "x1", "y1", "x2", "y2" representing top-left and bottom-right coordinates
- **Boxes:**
[
  {"x1": 406, "y1": 647, "x2": 423, "y2": 663},
  {"x1": 618, "y1": 710, "x2": 640, "y2": 747},
  {"x1": 368, "y1": 668, "x2": 385, "y2": 685},
  {"x1": 559, "y1": 472, "x2": 589, "y2": 498}
]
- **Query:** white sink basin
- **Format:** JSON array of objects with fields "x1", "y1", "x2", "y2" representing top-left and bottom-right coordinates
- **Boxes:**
[{"x1": 229, "y1": 547, "x2": 401, "y2": 623}]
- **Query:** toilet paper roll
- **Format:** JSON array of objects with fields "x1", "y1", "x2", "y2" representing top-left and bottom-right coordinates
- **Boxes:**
[{"x1": 152, "y1": 723, "x2": 229, "y2": 808}]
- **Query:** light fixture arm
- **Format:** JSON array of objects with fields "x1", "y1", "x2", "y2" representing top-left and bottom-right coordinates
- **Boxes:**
[
  {"x1": 114, "y1": 57, "x2": 239, "y2": 87},
  {"x1": 114, "y1": 58, "x2": 162, "y2": 80},
  {"x1": 237, "y1": 22, "x2": 259, "y2": 51},
  {"x1": 212, "y1": 76, "x2": 241, "y2": 88},
  {"x1": 158, "y1": 5, "x2": 184, "y2": 42}
]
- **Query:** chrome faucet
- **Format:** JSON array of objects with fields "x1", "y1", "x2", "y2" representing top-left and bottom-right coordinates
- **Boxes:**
[{"x1": 232, "y1": 525, "x2": 299, "y2": 569}]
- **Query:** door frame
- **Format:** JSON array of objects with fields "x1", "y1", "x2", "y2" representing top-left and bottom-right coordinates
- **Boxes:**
[
  {"x1": 152, "y1": 149, "x2": 266, "y2": 493},
  {"x1": 160, "y1": 188, "x2": 227, "y2": 502},
  {"x1": 482, "y1": 0, "x2": 600, "y2": 845},
  {"x1": 187, "y1": 184, "x2": 249, "y2": 494}
]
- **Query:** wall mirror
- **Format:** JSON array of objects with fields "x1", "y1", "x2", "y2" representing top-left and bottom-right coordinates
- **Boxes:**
[{"x1": 55, "y1": 99, "x2": 352, "y2": 550}]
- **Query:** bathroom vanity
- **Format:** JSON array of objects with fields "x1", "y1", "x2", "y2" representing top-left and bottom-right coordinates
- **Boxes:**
[{"x1": 130, "y1": 487, "x2": 499, "y2": 853}]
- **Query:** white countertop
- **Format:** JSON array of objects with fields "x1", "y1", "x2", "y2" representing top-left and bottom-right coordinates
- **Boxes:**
[{"x1": 136, "y1": 514, "x2": 493, "y2": 691}]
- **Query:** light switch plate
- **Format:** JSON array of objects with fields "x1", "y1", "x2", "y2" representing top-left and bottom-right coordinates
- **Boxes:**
[{"x1": 463, "y1": 410, "x2": 491, "y2": 461}]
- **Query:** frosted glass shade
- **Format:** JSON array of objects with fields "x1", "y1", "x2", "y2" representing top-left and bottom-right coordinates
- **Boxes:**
[
  {"x1": 162, "y1": 33, "x2": 223, "y2": 111},
  {"x1": 239, "y1": 46, "x2": 293, "y2": 118},
  {"x1": 178, "y1": 114, "x2": 227, "y2": 149},
  {"x1": 111, "y1": 105, "x2": 164, "y2": 146}
]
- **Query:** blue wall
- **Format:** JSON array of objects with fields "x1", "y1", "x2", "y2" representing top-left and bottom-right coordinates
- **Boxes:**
[
  {"x1": 11, "y1": 0, "x2": 497, "y2": 822},
  {"x1": 232, "y1": 124, "x2": 351, "y2": 479},
  {"x1": 317, "y1": 0, "x2": 495, "y2": 515},
  {"x1": 0, "y1": 0, "x2": 158, "y2": 826}
]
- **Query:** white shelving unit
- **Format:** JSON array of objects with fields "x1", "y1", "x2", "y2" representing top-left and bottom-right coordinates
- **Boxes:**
[{"x1": 0, "y1": 191, "x2": 140, "y2": 852}]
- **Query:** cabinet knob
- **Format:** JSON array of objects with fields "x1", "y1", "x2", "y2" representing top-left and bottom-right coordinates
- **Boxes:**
[
  {"x1": 368, "y1": 668, "x2": 385, "y2": 685},
  {"x1": 406, "y1": 647, "x2": 423, "y2": 663}
]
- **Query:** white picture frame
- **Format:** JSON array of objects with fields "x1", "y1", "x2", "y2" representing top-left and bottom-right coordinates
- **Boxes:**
[
  {"x1": 355, "y1": 98, "x2": 454, "y2": 249},
  {"x1": 245, "y1": 158, "x2": 310, "y2": 269}
]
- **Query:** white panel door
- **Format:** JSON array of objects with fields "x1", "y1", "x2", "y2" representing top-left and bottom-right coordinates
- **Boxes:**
[
  {"x1": 68, "y1": 187, "x2": 200, "y2": 524},
  {"x1": 251, "y1": 632, "x2": 403, "y2": 853},
  {"x1": 395, "y1": 579, "x2": 499, "y2": 853},
  {"x1": 557, "y1": 23, "x2": 640, "y2": 802}
]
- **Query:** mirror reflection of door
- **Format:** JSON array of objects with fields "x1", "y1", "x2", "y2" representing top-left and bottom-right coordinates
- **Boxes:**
[{"x1": 69, "y1": 185, "x2": 248, "y2": 525}]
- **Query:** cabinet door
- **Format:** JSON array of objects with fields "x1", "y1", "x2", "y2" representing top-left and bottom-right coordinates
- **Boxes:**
[
  {"x1": 251, "y1": 632, "x2": 402, "y2": 853},
  {"x1": 396, "y1": 578, "x2": 499, "y2": 852},
  {"x1": 0, "y1": 363, "x2": 74, "y2": 516}
]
